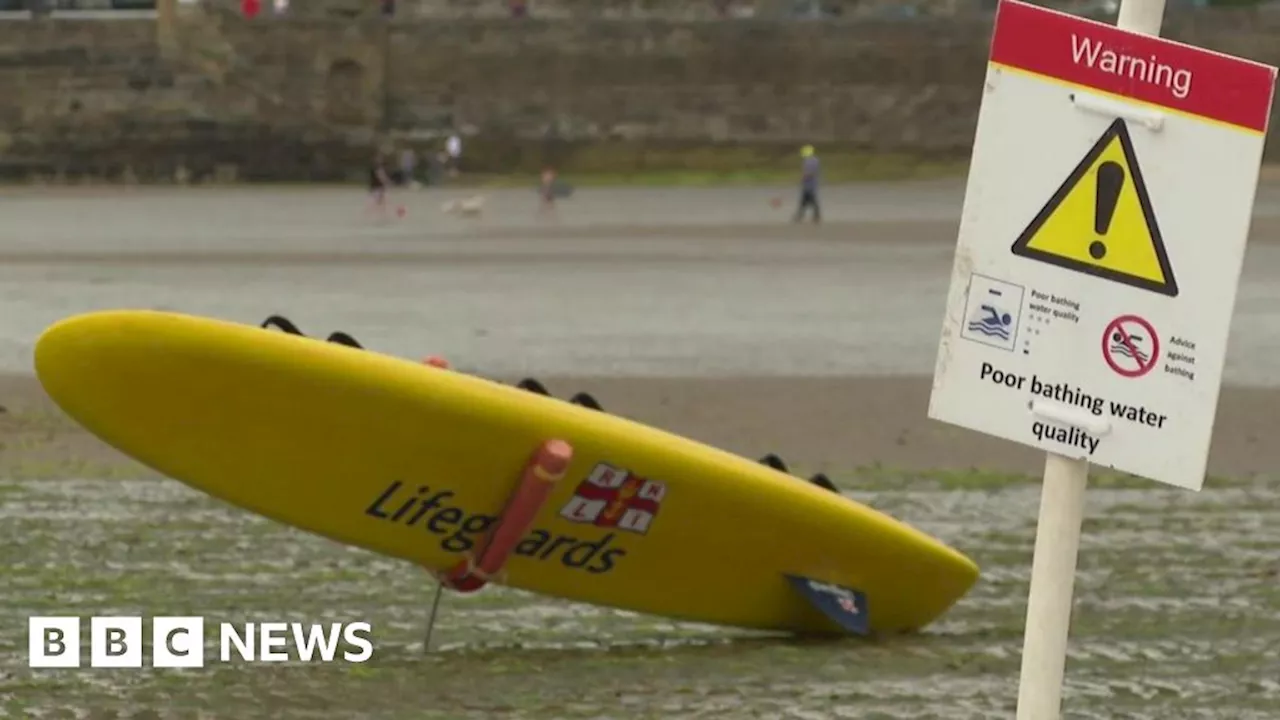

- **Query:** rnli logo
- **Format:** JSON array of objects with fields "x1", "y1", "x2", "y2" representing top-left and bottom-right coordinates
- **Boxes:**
[{"x1": 558, "y1": 463, "x2": 667, "y2": 535}]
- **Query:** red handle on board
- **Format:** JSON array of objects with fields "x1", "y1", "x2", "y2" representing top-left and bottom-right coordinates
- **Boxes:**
[{"x1": 440, "y1": 439, "x2": 573, "y2": 592}]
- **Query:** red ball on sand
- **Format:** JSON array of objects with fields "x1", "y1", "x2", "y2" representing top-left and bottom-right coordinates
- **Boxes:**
[
  {"x1": 423, "y1": 355, "x2": 450, "y2": 369},
  {"x1": 770, "y1": 197, "x2": 782, "y2": 208},
  {"x1": 396, "y1": 205, "x2": 407, "y2": 217}
]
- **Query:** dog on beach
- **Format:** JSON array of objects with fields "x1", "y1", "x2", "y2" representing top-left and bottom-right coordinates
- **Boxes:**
[{"x1": 441, "y1": 195, "x2": 486, "y2": 217}]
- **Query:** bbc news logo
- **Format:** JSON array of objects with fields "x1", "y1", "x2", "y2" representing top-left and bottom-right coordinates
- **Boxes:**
[{"x1": 28, "y1": 616, "x2": 373, "y2": 668}]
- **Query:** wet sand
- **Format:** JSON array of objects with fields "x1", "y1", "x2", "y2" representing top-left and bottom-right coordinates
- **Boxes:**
[
  {"x1": 5, "y1": 372, "x2": 1280, "y2": 481},
  {"x1": 3, "y1": 181, "x2": 1280, "y2": 476},
  {"x1": 3, "y1": 183, "x2": 1280, "y2": 718}
]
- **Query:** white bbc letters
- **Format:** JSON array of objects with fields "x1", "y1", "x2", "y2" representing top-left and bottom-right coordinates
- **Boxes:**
[
  {"x1": 90, "y1": 616, "x2": 143, "y2": 668},
  {"x1": 152, "y1": 617, "x2": 205, "y2": 668},
  {"x1": 28, "y1": 617, "x2": 81, "y2": 668}
]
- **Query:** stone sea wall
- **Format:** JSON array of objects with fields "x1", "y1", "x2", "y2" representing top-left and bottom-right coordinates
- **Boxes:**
[{"x1": 0, "y1": 3, "x2": 1278, "y2": 182}]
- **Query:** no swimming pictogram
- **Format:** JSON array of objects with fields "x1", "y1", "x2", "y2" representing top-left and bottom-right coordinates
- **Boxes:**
[{"x1": 1102, "y1": 315, "x2": 1159, "y2": 378}]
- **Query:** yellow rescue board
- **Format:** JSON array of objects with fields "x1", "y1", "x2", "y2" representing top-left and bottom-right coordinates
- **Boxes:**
[{"x1": 33, "y1": 310, "x2": 979, "y2": 636}]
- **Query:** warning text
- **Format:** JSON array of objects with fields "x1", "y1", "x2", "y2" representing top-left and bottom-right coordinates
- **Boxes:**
[
  {"x1": 1070, "y1": 34, "x2": 1191, "y2": 100},
  {"x1": 979, "y1": 361, "x2": 1169, "y2": 455},
  {"x1": 1028, "y1": 288, "x2": 1080, "y2": 324},
  {"x1": 1165, "y1": 335, "x2": 1198, "y2": 382}
]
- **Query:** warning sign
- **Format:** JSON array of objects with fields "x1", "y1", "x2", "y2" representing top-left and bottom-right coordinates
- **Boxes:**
[
  {"x1": 1011, "y1": 118, "x2": 1178, "y2": 298},
  {"x1": 926, "y1": 0, "x2": 1278, "y2": 492},
  {"x1": 1101, "y1": 315, "x2": 1159, "y2": 378}
]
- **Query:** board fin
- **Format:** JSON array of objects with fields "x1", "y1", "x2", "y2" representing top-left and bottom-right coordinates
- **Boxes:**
[
  {"x1": 808, "y1": 473, "x2": 838, "y2": 493},
  {"x1": 569, "y1": 391, "x2": 602, "y2": 411},
  {"x1": 261, "y1": 314, "x2": 303, "y2": 335},
  {"x1": 785, "y1": 575, "x2": 870, "y2": 636},
  {"x1": 517, "y1": 377, "x2": 550, "y2": 395},
  {"x1": 326, "y1": 331, "x2": 363, "y2": 349}
]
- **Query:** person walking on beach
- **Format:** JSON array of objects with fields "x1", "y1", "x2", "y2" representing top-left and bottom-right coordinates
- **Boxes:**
[
  {"x1": 446, "y1": 133, "x2": 462, "y2": 178},
  {"x1": 397, "y1": 147, "x2": 417, "y2": 187},
  {"x1": 366, "y1": 153, "x2": 400, "y2": 222},
  {"x1": 539, "y1": 167, "x2": 558, "y2": 218},
  {"x1": 793, "y1": 144, "x2": 821, "y2": 224}
]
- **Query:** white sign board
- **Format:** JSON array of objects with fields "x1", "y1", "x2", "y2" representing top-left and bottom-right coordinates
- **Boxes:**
[{"x1": 928, "y1": 0, "x2": 1278, "y2": 491}]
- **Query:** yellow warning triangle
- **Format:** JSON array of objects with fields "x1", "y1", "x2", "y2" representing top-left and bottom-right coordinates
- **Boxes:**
[{"x1": 1011, "y1": 118, "x2": 1177, "y2": 297}]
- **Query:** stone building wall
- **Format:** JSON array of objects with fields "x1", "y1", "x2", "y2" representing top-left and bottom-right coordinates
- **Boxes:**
[{"x1": 1, "y1": 4, "x2": 1279, "y2": 182}]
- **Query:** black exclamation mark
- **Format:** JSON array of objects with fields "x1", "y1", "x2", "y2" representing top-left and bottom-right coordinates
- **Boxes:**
[{"x1": 1091, "y1": 161, "x2": 1125, "y2": 260}]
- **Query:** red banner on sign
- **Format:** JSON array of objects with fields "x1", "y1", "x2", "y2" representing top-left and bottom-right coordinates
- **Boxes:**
[{"x1": 989, "y1": 0, "x2": 1277, "y2": 133}]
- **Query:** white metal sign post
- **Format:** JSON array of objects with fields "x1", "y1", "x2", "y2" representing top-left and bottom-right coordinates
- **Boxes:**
[{"x1": 928, "y1": 0, "x2": 1277, "y2": 717}]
